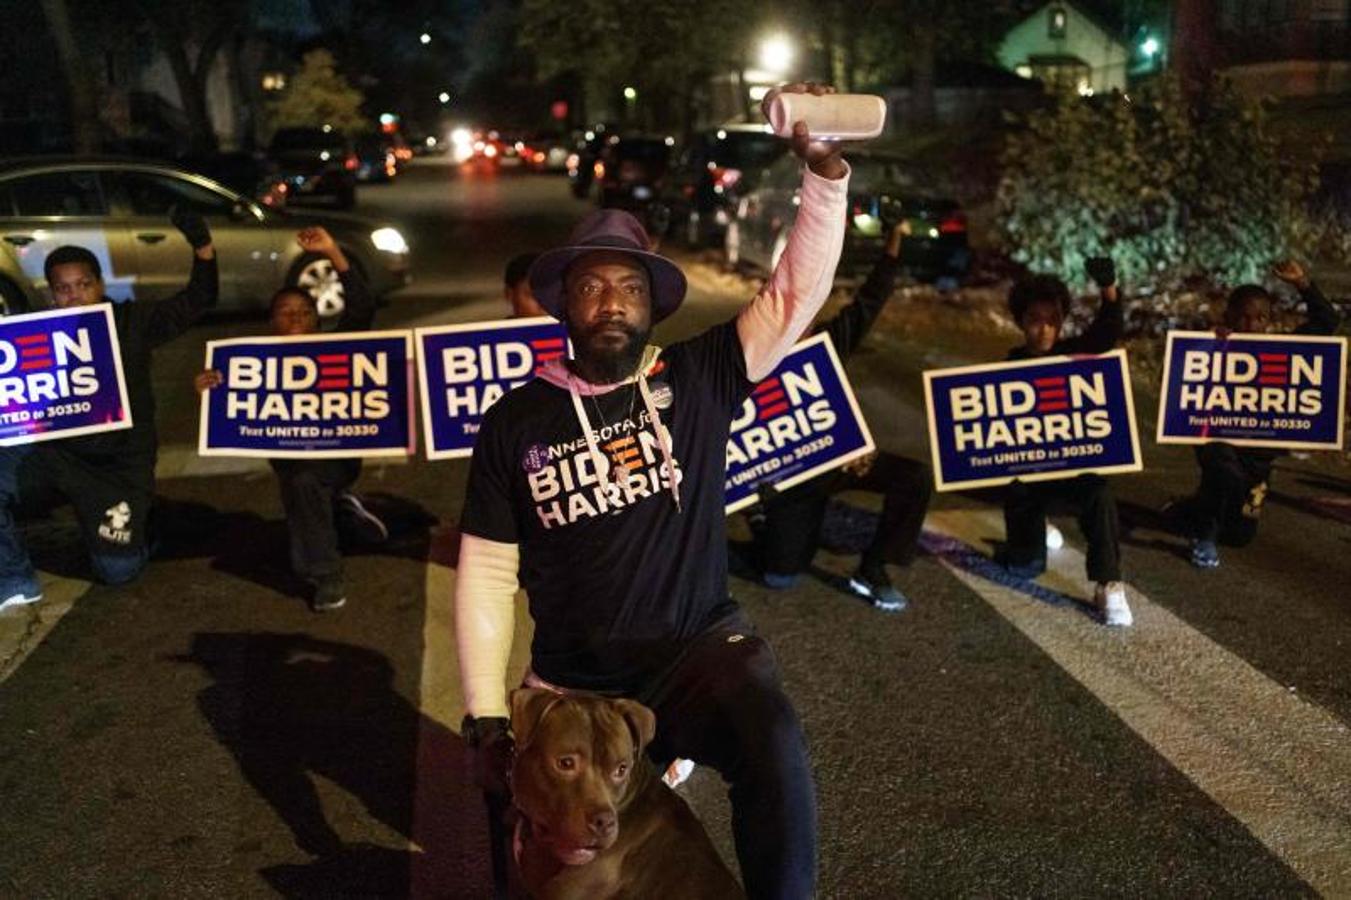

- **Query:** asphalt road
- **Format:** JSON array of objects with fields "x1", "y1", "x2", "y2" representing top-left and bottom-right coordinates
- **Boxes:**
[{"x1": 0, "y1": 158, "x2": 1348, "y2": 899}]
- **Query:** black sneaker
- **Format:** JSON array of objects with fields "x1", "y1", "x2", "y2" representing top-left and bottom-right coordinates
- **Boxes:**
[
  {"x1": 311, "y1": 575, "x2": 347, "y2": 613},
  {"x1": 847, "y1": 562, "x2": 908, "y2": 613},
  {"x1": 337, "y1": 492, "x2": 388, "y2": 545}
]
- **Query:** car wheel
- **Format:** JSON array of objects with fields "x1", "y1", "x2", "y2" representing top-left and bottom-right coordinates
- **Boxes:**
[
  {"x1": 0, "y1": 277, "x2": 29, "y2": 316},
  {"x1": 289, "y1": 253, "x2": 347, "y2": 326},
  {"x1": 724, "y1": 221, "x2": 741, "y2": 269}
]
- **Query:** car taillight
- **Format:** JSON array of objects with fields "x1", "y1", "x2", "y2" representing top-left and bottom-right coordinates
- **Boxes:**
[
  {"x1": 710, "y1": 166, "x2": 742, "y2": 191},
  {"x1": 533, "y1": 151, "x2": 546, "y2": 164},
  {"x1": 344, "y1": 155, "x2": 358, "y2": 171},
  {"x1": 939, "y1": 211, "x2": 967, "y2": 234},
  {"x1": 593, "y1": 160, "x2": 605, "y2": 179}
]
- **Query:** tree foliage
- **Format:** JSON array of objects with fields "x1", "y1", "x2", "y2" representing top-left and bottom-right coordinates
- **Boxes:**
[
  {"x1": 520, "y1": 0, "x2": 762, "y2": 128},
  {"x1": 997, "y1": 75, "x2": 1325, "y2": 291},
  {"x1": 267, "y1": 50, "x2": 368, "y2": 136}
]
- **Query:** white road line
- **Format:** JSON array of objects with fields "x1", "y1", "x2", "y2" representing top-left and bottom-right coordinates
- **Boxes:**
[
  {"x1": 0, "y1": 572, "x2": 91, "y2": 685},
  {"x1": 924, "y1": 505, "x2": 1351, "y2": 895}
]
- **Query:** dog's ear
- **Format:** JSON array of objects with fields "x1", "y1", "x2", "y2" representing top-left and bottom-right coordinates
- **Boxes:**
[
  {"x1": 612, "y1": 699, "x2": 657, "y2": 754},
  {"x1": 509, "y1": 687, "x2": 560, "y2": 748}
]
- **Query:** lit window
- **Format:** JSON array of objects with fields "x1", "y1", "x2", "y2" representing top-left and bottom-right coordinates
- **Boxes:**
[{"x1": 1048, "y1": 5, "x2": 1068, "y2": 38}]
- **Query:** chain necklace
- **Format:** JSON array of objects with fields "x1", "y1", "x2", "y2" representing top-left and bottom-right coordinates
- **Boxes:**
[{"x1": 589, "y1": 383, "x2": 638, "y2": 483}]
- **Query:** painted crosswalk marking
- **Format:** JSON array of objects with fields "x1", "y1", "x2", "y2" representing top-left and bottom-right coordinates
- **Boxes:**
[{"x1": 923, "y1": 505, "x2": 1351, "y2": 896}]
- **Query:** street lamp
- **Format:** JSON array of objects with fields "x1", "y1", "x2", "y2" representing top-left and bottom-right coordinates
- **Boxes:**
[
  {"x1": 623, "y1": 86, "x2": 637, "y2": 101},
  {"x1": 758, "y1": 34, "x2": 795, "y2": 75},
  {"x1": 1140, "y1": 36, "x2": 1160, "y2": 58},
  {"x1": 420, "y1": 32, "x2": 431, "y2": 45},
  {"x1": 439, "y1": 91, "x2": 451, "y2": 105}
]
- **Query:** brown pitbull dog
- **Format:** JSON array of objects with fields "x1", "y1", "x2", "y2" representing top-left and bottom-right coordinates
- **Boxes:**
[{"x1": 509, "y1": 688, "x2": 747, "y2": 899}]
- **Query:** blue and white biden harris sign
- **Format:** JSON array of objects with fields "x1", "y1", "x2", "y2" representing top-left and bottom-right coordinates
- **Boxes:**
[
  {"x1": 724, "y1": 332, "x2": 876, "y2": 513},
  {"x1": 923, "y1": 349, "x2": 1142, "y2": 491},
  {"x1": 198, "y1": 332, "x2": 415, "y2": 458},
  {"x1": 1157, "y1": 332, "x2": 1346, "y2": 451}
]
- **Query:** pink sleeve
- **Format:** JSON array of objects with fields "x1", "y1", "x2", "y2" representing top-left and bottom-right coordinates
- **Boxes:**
[{"x1": 736, "y1": 164, "x2": 850, "y2": 381}]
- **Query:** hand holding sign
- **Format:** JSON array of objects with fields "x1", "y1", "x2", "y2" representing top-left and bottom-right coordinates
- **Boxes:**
[{"x1": 194, "y1": 369, "x2": 222, "y2": 393}]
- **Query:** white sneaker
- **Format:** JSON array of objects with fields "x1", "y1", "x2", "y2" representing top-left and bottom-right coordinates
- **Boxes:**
[
  {"x1": 1045, "y1": 524, "x2": 1064, "y2": 550},
  {"x1": 0, "y1": 588, "x2": 43, "y2": 613},
  {"x1": 1094, "y1": 581, "x2": 1133, "y2": 627}
]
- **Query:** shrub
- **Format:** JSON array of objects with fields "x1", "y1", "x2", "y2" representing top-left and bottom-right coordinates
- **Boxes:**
[{"x1": 997, "y1": 75, "x2": 1325, "y2": 293}]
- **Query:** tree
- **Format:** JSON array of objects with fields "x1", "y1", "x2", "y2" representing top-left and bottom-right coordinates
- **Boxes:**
[
  {"x1": 268, "y1": 50, "x2": 368, "y2": 135},
  {"x1": 129, "y1": 0, "x2": 247, "y2": 154},
  {"x1": 39, "y1": 0, "x2": 99, "y2": 153},
  {"x1": 997, "y1": 75, "x2": 1325, "y2": 292},
  {"x1": 832, "y1": 0, "x2": 1024, "y2": 122},
  {"x1": 520, "y1": 0, "x2": 764, "y2": 132}
]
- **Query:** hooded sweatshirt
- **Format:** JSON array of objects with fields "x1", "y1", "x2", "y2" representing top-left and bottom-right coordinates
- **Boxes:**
[{"x1": 457, "y1": 164, "x2": 849, "y2": 712}]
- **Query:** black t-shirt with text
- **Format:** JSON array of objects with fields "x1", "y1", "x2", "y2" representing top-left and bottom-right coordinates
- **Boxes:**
[{"x1": 460, "y1": 320, "x2": 753, "y2": 694}]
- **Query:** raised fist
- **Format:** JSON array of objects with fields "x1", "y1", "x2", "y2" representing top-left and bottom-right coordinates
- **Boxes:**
[
  {"x1": 1085, "y1": 256, "x2": 1116, "y2": 289},
  {"x1": 170, "y1": 205, "x2": 212, "y2": 250}
]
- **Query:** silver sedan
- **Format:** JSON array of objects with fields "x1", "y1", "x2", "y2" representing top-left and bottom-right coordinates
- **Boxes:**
[{"x1": 0, "y1": 158, "x2": 410, "y2": 322}]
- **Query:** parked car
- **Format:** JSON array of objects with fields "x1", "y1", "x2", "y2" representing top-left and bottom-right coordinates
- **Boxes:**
[
  {"x1": 0, "y1": 158, "x2": 410, "y2": 323},
  {"x1": 566, "y1": 126, "x2": 617, "y2": 198},
  {"x1": 352, "y1": 133, "x2": 398, "y2": 184},
  {"x1": 268, "y1": 127, "x2": 358, "y2": 209},
  {"x1": 523, "y1": 131, "x2": 572, "y2": 173},
  {"x1": 595, "y1": 135, "x2": 671, "y2": 214},
  {"x1": 661, "y1": 123, "x2": 788, "y2": 247},
  {"x1": 725, "y1": 150, "x2": 970, "y2": 282}
]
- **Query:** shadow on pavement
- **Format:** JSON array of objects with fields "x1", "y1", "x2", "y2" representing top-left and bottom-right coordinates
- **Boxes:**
[
  {"x1": 918, "y1": 530, "x2": 1097, "y2": 620},
  {"x1": 150, "y1": 493, "x2": 440, "y2": 605},
  {"x1": 173, "y1": 632, "x2": 491, "y2": 898}
]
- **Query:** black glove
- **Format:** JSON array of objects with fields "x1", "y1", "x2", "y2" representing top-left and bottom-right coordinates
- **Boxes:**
[
  {"x1": 1085, "y1": 256, "x2": 1116, "y2": 289},
  {"x1": 464, "y1": 715, "x2": 513, "y2": 798},
  {"x1": 878, "y1": 194, "x2": 905, "y2": 234},
  {"x1": 170, "y1": 204, "x2": 212, "y2": 250}
]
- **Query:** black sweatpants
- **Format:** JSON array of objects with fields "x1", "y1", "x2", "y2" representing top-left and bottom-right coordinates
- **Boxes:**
[
  {"x1": 1189, "y1": 443, "x2": 1275, "y2": 547},
  {"x1": 759, "y1": 451, "x2": 932, "y2": 577},
  {"x1": 269, "y1": 458, "x2": 361, "y2": 581},
  {"x1": 1003, "y1": 474, "x2": 1121, "y2": 583},
  {"x1": 638, "y1": 612, "x2": 815, "y2": 900},
  {"x1": 1, "y1": 443, "x2": 153, "y2": 585}
]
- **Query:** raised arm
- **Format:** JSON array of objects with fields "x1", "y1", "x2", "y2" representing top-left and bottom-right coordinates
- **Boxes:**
[
  {"x1": 144, "y1": 207, "x2": 218, "y2": 347},
  {"x1": 1061, "y1": 256, "x2": 1123, "y2": 354},
  {"x1": 737, "y1": 83, "x2": 851, "y2": 381},
  {"x1": 296, "y1": 227, "x2": 376, "y2": 332},
  {"x1": 820, "y1": 222, "x2": 905, "y2": 360},
  {"x1": 1274, "y1": 260, "x2": 1342, "y2": 336}
]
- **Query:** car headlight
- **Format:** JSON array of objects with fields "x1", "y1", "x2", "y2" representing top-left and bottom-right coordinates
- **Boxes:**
[{"x1": 371, "y1": 227, "x2": 409, "y2": 254}]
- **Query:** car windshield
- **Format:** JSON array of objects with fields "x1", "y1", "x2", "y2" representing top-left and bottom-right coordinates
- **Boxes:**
[{"x1": 703, "y1": 131, "x2": 783, "y2": 169}]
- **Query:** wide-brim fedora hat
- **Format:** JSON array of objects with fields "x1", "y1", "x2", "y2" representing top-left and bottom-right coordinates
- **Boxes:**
[{"x1": 528, "y1": 209, "x2": 687, "y2": 322}]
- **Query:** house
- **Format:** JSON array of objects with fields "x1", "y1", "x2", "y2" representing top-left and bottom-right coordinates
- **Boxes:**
[{"x1": 997, "y1": 2, "x2": 1131, "y2": 95}]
